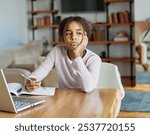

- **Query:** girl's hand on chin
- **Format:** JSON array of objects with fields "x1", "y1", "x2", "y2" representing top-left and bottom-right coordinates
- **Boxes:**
[{"x1": 72, "y1": 34, "x2": 88, "y2": 57}]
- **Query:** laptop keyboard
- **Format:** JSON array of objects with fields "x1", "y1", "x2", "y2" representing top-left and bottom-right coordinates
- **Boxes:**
[
  {"x1": 14, "y1": 100, "x2": 31, "y2": 109},
  {"x1": 12, "y1": 96, "x2": 44, "y2": 110}
]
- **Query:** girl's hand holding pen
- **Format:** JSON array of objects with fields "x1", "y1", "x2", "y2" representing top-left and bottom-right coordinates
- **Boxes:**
[
  {"x1": 25, "y1": 78, "x2": 41, "y2": 91},
  {"x1": 21, "y1": 74, "x2": 41, "y2": 91}
]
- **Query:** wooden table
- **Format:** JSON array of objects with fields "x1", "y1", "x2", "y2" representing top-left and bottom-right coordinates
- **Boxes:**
[{"x1": 0, "y1": 88, "x2": 119, "y2": 118}]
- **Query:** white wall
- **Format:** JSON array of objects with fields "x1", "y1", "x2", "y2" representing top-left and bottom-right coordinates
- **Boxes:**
[
  {"x1": 0, "y1": 0, "x2": 28, "y2": 48},
  {"x1": 135, "y1": 0, "x2": 150, "y2": 21}
]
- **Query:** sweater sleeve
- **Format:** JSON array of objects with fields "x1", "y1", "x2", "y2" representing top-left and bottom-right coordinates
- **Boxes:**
[
  {"x1": 72, "y1": 56, "x2": 101, "y2": 92},
  {"x1": 29, "y1": 47, "x2": 56, "y2": 81}
]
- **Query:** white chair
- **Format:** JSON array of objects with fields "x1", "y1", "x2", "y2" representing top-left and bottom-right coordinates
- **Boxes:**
[
  {"x1": 98, "y1": 62, "x2": 125, "y2": 98},
  {"x1": 97, "y1": 62, "x2": 125, "y2": 117}
]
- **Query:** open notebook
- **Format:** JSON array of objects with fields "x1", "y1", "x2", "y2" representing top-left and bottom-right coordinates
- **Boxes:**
[{"x1": 8, "y1": 83, "x2": 55, "y2": 96}]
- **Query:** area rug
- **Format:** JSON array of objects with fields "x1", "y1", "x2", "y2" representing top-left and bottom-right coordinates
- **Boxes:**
[
  {"x1": 121, "y1": 90, "x2": 150, "y2": 112},
  {"x1": 136, "y1": 72, "x2": 150, "y2": 84}
]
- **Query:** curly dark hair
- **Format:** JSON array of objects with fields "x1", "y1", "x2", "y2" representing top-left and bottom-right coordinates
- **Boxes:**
[{"x1": 59, "y1": 16, "x2": 93, "y2": 40}]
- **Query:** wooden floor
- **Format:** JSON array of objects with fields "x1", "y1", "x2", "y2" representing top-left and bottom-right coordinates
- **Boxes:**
[{"x1": 118, "y1": 84, "x2": 150, "y2": 118}]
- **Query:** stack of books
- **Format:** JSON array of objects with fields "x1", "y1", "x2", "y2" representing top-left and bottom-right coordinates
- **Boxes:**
[
  {"x1": 113, "y1": 31, "x2": 129, "y2": 41},
  {"x1": 36, "y1": 16, "x2": 51, "y2": 26},
  {"x1": 109, "y1": 10, "x2": 130, "y2": 24}
]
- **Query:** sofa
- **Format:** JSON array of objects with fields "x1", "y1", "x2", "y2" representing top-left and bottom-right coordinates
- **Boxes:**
[{"x1": 0, "y1": 41, "x2": 44, "y2": 84}]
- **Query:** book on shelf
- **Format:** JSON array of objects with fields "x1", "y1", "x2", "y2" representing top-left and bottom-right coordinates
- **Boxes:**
[
  {"x1": 124, "y1": 10, "x2": 130, "y2": 23},
  {"x1": 113, "y1": 36, "x2": 129, "y2": 41},
  {"x1": 117, "y1": 12, "x2": 125, "y2": 23},
  {"x1": 113, "y1": 12, "x2": 119, "y2": 23},
  {"x1": 8, "y1": 83, "x2": 55, "y2": 96},
  {"x1": 109, "y1": 13, "x2": 113, "y2": 23}
]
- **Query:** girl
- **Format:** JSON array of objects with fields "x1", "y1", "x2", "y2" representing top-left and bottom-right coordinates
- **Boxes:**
[{"x1": 25, "y1": 16, "x2": 101, "y2": 92}]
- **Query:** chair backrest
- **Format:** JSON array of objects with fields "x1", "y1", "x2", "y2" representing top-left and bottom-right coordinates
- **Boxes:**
[{"x1": 97, "y1": 62, "x2": 125, "y2": 99}]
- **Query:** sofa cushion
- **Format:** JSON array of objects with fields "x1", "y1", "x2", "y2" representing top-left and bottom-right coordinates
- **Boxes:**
[
  {"x1": 9, "y1": 63, "x2": 36, "y2": 72},
  {"x1": 0, "y1": 50, "x2": 13, "y2": 68},
  {"x1": 12, "y1": 41, "x2": 43, "y2": 65},
  {"x1": 3, "y1": 68, "x2": 31, "y2": 84}
]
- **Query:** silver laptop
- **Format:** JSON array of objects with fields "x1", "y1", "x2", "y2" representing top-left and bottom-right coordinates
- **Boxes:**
[{"x1": 0, "y1": 69, "x2": 45, "y2": 113}]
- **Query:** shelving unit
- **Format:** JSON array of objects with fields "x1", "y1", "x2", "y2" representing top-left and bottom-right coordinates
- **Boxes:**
[
  {"x1": 29, "y1": 0, "x2": 58, "y2": 40},
  {"x1": 86, "y1": 0, "x2": 135, "y2": 86},
  {"x1": 103, "y1": 0, "x2": 135, "y2": 86}
]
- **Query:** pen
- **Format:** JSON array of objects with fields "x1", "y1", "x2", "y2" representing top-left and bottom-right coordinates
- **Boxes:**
[{"x1": 21, "y1": 74, "x2": 36, "y2": 82}]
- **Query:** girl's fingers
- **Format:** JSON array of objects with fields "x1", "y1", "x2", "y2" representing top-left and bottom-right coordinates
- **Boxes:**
[
  {"x1": 25, "y1": 78, "x2": 41, "y2": 91},
  {"x1": 26, "y1": 85, "x2": 40, "y2": 91},
  {"x1": 81, "y1": 35, "x2": 88, "y2": 49}
]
